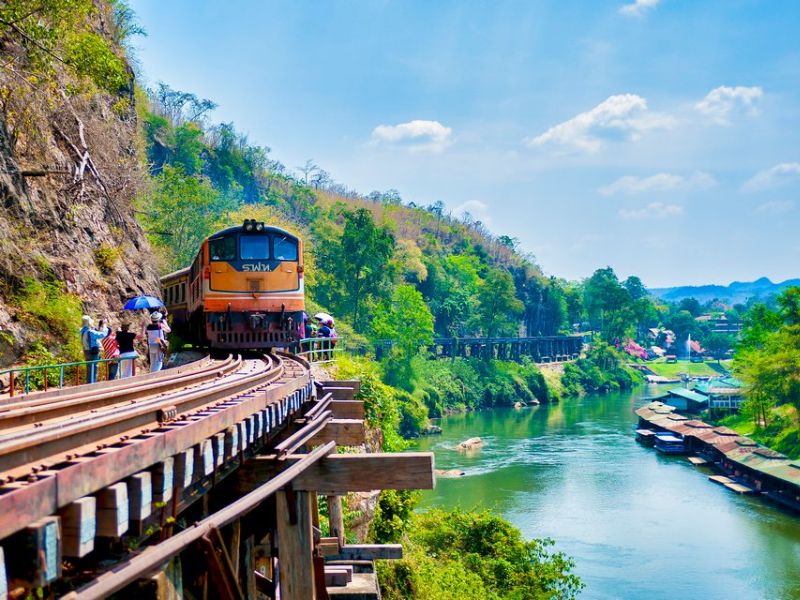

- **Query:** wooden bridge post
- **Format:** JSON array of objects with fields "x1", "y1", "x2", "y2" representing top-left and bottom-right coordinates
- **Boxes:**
[
  {"x1": 276, "y1": 489, "x2": 315, "y2": 600},
  {"x1": 327, "y1": 495, "x2": 345, "y2": 547}
]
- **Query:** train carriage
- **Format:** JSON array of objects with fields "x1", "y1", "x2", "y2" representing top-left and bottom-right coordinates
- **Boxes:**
[{"x1": 161, "y1": 219, "x2": 305, "y2": 350}]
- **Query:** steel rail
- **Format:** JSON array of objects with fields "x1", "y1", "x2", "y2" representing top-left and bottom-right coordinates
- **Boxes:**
[
  {"x1": 62, "y1": 441, "x2": 337, "y2": 600},
  {"x1": 0, "y1": 354, "x2": 312, "y2": 540},
  {"x1": 274, "y1": 409, "x2": 332, "y2": 457},
  {"x1": 0, "y1": 356, "x2": 280, "y2": 474},
  {"x1": 0, "y1": 355, "x2": 240, "y2": 429}
]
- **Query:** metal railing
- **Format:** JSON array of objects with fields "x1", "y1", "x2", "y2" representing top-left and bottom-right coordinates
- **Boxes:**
[
  {"x1": 0, "y1": 356, "x2": 139, "y2": 397},
  {"x1": 294, "y1": 337, "x2": 344, "y2": 364}
]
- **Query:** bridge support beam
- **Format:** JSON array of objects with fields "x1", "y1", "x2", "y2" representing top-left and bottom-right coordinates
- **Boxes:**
[{"x1": 277, "y1": 490, "x2": 315, "y2": 600}]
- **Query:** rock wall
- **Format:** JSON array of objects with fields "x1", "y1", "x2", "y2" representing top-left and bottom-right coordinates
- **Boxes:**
[{"x1": 0, "y1": 17, "x2": 161, "y2": 363}]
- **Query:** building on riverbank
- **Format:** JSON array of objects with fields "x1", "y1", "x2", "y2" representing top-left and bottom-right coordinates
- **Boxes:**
[{"x1": 636, "y1": 401, "x2": 800, "y2": 512}]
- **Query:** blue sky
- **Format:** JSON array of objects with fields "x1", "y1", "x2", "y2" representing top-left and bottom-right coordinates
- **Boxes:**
[{"x1": 129, "y1": 0, "x2": 800, "y2": 287}]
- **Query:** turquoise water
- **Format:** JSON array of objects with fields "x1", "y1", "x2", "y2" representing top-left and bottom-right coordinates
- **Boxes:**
[{"x1": 411, "y1": 387, "x2": 800, "y2": 600}]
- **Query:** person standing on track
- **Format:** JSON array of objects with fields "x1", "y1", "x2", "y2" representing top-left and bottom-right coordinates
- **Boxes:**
[
  {"x1": 79, "y1": 315, "x2": 110, "y2": 384},
  {"x1": 145, "y1": 312, "x2": 168, "y2": 372}
]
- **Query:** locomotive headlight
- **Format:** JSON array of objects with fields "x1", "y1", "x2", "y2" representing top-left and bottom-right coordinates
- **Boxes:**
[
  {"x1": 245, "y1": 222, "x2": 254, "y2": 232},
  {"x1": 255, "y1": 222, "x2": 264, "y2": 232}
]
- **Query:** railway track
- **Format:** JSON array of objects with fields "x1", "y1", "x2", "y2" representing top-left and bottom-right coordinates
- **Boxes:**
[
  {"x1": 0, "y1": 352, "x2": 313, "y2": 542},
  {"x1": 0, "y1": 352, "x2": 435, "y2": 599}
]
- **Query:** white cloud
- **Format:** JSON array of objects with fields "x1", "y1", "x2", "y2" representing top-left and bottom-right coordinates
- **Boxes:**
[
  {"x1": 619, "y1": 202, "x2": 684, "y2": 220},
  {"x1": 742, "y1": 163, "x2": 800, "y2": 192},
  {"x1": 754, "y1": 200, "x2": 795, "y2": 216},
  {"x1": 371, "y1": 119, "x2": 453, "y2": 152},
  {"x1": 619, "y1": 0, "x2": 659, "y2": 16},
  {"x1": 454, "y1": 199, "x2": 492, "y2": 225},
  {"x1": 599, "y1": 171, "x2": 716, "y2": 195},
  {"x1": 525, "y1": 94, "x2": 676, "y2": 153},
  {"x1": 695, "y1": 86, "x2": 763, "y2": 125}
]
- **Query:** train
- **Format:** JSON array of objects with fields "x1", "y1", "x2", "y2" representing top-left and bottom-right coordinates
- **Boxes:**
[{"x1": 160, "y1": 219, "x2": 305, "y2": 350}]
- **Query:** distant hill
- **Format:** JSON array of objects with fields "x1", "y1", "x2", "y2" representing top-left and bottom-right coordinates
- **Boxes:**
[{"x1": 650, "y1": 277, "x2": 800, "y2": 304}]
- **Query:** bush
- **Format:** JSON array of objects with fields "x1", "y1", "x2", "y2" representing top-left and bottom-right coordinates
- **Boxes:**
[
  {"x1": 561, "y1": 342, "x2": 639, "y2": 396},
  {"x1": 94, "y1": 242, "x2": 121, "y2": 274},
  {"x1": 379, "y1": 508, "x2": 583, "y2": 600},
  {"x1": 64, "y1": 32, "x2": 129, "y2": 93},
  {"x1": 14, "y1": 277, "x2": 83, "y2": 359}
]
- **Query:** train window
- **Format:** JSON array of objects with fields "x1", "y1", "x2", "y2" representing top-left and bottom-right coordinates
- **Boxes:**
[
  {"x1": 273, "y1": 235, "x2": 298, "y2": 261},
  {"x1": 241, "y1": 235, "x2": 270, "y2": 260},
  {"x1": 209, "y1": 236, "x2": 237, "y2": 261}
]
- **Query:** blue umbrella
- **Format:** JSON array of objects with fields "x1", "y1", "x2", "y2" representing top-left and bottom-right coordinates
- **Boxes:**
[{"x1": 123, "y1": 295, "x2": 164, "y2": 310}]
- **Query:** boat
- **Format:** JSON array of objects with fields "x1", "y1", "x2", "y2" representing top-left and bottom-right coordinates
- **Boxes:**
[
  {"x1": 635, "y1": 428, "x2": 656, "y2": 446},
  {"x1": 654, "y1": 432, "x2": 686, "y2": 454}
]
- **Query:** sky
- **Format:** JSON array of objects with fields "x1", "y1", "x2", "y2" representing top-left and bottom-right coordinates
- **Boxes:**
[{"x1": 129, "y1": 0, "x2": 800, "y2": 288}]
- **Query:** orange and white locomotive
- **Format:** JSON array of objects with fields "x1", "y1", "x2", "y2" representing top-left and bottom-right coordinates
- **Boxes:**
[{"x1": 161, "y1": 220, "x2": 305, "y2": 350}]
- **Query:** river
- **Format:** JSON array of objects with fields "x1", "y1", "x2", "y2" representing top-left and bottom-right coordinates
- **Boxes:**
[{"x1": 411, "y1": 387, "x2": 800, "y2": 600}]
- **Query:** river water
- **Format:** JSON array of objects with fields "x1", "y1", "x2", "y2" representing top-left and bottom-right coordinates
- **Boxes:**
[{"x1": 411, "y1": 387, "x2": 800, "y2": 600}]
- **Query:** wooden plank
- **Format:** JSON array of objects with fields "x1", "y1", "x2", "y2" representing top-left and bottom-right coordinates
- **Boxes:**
[
  {"x1": 59, "y1": 497, "x2": 96, "y2": 558},
  {"x1": 327, "y1": 495, "x2": 345, "y2": 547},
  {"x1": 292, "y1": 453, "x2": 435, "y2": 494},
  {"x1": 330, "y1": 400, "x2": 364, "y2": 420},
  {"x1": 238, "y1": 453, "x2": 435, "y2": 495},
  {"x1": 174, "y1": 449, "x2": 194, "y2": 490},
  {"x1": 152, "y1": 458, "x2": 175, "y2": 504},
  {"x1": 310, "y1": 419, "x2": 366, "y2": 447},
  {"x1": 325, "y1": 544, "x2": 403, "y2": 561},
  {"x1": 322, "y1": 387, "x2": 356, "y2": 401},
  {"x1": 17, "y1": 516, "x2": 62, "y2": 586},
  {"x1": 277, "y1": 490, "x2": 315, "y2": 600},
  {"x1": 128, "y1": 472, "x2": 153, "y2": 523},
  {"x1": 324, "y1": 568, "x2": 350, "y2": 587},
  {"x1": 96, "y1": 482, "x2": 129, "y2": 538}
]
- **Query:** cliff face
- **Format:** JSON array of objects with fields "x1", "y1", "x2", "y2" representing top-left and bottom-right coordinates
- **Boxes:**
[{"x1": 0, "y1": 6, "x2": 161, "y2": 363}]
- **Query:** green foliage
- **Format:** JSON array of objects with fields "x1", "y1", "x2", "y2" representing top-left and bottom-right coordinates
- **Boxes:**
[
  {"x1": 141, "y1": 165, "x2": 238, "y2": 271},
  {"x1": 562, "y1": 342, "x2": 638, "y2": 396},
  {"x1": 333, "y1": 356, "x2": 407, "y2": 451},
  {"x1": 379, "y1": 508, "x2": 583, "y2": 600},
  {"x1": 370, "y1": 489, "x2": 420, "y2": 543},
  {"x1": 372, "y1": 284, "x2": 434, "y2": 368},
  {"x1": 316, "y1": 208, "x2": 396, "y2": 329},
  {"x1": 63, "y1": 31, "x2": 129, "y2": 93},
  {"x1": 476, "y1": 268, "x2": 524, "y2": 338},
  {"x1": 734, "y1": 288, "x2": 800, "y2": 442},
  {"x1": 13, "y1": 276, "x2": 83, "y2": 358},
  {"x1": 94, "y1": 242, "x2": 121, "y2": 274}
]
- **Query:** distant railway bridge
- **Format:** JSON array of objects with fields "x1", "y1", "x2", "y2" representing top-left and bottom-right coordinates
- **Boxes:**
[{"x1": 376, "y1": 335, "x2": 584, "y2": 362}]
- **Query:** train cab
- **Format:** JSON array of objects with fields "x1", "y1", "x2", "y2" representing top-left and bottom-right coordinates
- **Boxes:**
[{"x1": 162, "y1": 220, "x2": 305, "y2": 350}]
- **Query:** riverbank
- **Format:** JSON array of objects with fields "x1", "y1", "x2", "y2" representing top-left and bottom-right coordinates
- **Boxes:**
[{"x1": 636, "y1": 400, "x2": 800, "y2": 512}]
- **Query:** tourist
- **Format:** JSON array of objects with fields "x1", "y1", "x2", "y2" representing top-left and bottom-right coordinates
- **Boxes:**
[
  {"x1": 145, "y1": 312, "x2": 168, "y2": 373},
  {"x1": 79, "y1": 315, "x2": 110, "y2": 384},
  {"x1": 101, "y1": 324, "x2": 120, "y2": 380},
  {"x1": 116, "y1": 321, "x2": 140, "y2": 378}
]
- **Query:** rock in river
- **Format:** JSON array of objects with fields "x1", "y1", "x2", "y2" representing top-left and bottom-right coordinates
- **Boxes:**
[{"x1": 457, "y1": 437, "x2": 483, "y2": 451}]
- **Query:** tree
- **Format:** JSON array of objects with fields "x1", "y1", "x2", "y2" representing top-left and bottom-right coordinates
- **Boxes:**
[
  {"x1": 476, "y1": 268, "x2": 523, "y2": 338},
  {"x1": 371, "y1": 285, "x2": 434, "y2": 362},
  {"x1": 704, "y1": 332, "x2": 734, "y2": 361},
  {"x1": 679, "y1": 297, "x2": 702, "y2": 317},
  {"x1": 583, "y1": 267, "x2": 633, "y2": 341},
  {"x1": 623, "y1": 275, "x2": 648, "y2": 301},
  {"x1": 316, "y1": 208, "x2": 396, "y2": 329},
  {"x1": 142, "y1": 166, "x2": 235, "y2": 271}
]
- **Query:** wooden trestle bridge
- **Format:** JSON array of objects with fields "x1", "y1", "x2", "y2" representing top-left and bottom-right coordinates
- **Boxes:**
[
  {"x1": 0, "y1": 352, "x2": 434, "y2": 599},
  {"x1": 376, "y1": 335, "x2": 583, "y2": 362}
]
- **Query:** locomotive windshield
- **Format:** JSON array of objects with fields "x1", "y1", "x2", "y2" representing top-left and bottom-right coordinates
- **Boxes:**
[
  {"x1": 273, "y1": 235, "x2": 298, "y2": 261},
  {"x1": 241, "y1": 235, "x2": 270, "y2": 260},
  {"x1": 209, "y1": 236, "x2": 236, "y2": 261}
]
